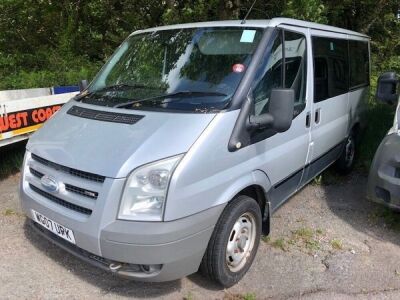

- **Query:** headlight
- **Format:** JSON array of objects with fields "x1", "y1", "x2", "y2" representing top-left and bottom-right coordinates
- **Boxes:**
[{"x1": 118, "y1": 155, "x2": 183, "y2": 221}]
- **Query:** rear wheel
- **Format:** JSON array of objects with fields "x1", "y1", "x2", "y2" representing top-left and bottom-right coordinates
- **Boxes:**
[
  {"x1": 200, "y1": 195, "x2": 261, "y2": 287},
  {"x1": 335, "y1": 131, "x2": 356, "y2": 174}
]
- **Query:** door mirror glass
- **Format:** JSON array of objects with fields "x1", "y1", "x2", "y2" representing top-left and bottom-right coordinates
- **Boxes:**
[
  {"x1": 248, "y1": 88, "x2": 295, "y2": 132},
  {"x1": 376, "y1": 72, "x2": 399, "y2": 105}
]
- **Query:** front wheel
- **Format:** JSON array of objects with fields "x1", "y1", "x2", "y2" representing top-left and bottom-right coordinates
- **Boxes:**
[
  {"x1": 200, "y1": 195, "x2": 262, "y2": 287},
  {"x1": 335, "y1": 132, "x2": 356, "y2": 174}
]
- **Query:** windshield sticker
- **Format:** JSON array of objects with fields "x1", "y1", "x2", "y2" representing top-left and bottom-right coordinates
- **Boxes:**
[
  {"x1": 240, "y1": 30, "x2": 256, "y2": 43},
  {"x1": 232, "y1": 63, "x2": 246, "y2": 73}
]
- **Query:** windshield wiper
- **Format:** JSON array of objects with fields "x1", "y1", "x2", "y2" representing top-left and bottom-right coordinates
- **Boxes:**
[
  {"x1": 95, "y1": 83, "x2": 156, "y2": 93},
  {"x1": 75, "y1": 83, "x2": 161, "y2": 101},
  {"x1": 113, "y1": 91, "x2": 228, "y2": 108}
]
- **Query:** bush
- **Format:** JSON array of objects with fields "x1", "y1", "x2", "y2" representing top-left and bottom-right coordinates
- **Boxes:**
[{"x1": 0, "y1": 55, "x2": 101, "y2": 90}]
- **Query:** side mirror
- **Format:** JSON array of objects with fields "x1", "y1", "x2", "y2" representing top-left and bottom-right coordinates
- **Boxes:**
[
  {"x1": 78, "y1": 79, "x2": 89, "y2": 92},
  {"x1": 376, "y1": 72, "x2": 399, "y2": 105},
  {"x1": 248, "y1": 88, "x2": 295, "y2": 132}
]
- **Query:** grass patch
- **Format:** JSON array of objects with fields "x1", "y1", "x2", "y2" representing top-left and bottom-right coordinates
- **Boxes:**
[
  {"x1": 183, "y1": 291, "x2": 194, "y2": 300},
  {"x1": 224, "y1": 292, "x2": 256, "y2": 300},
  {"x1": 312, "y1": 169, "x2": 347, "y2": 186},
  {"x1": 265, "y1": 228, "x2": 325, "y2": 253},
  {"x1": 261, "y1": 235, "x2": 270, "y2": 243},
  {"x1": 291, "y1": 227, "x2": 322, "y2": 253},
  {"x1": 369, "y1": 207, "x2": 400, "y2": 231},
  {"x1": 270, "y1": 238, "x2": 287, "y2": 251},
  {"x1": 0, "y1": 141, "x2": 26, "y2": 179},
  {"x1": 305, "y1": 239, "x2": 320, "y2": 251},
  {"x1": 330, "y1": 239, "x2": 343, "y2": 250},
  {"x1": 3, "y1": 208, "x2": 16, "y2": 216},
  {"x1": 292, "y1": 227, "x2": 314, "y2": 239}
]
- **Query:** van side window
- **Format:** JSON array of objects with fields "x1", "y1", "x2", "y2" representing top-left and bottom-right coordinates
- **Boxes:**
[
  {"x1": 312, "y1": 37, "x2": 349, "y2": 102},
  {"x1": 253, "y1": 32, "x2": 283, "y2": 116},
  {"x1": 253, "y1": 30, "x2": 307, "y2": 117},
  {"x1": 284, "y1": 31, "x2": 307, "y2": 115},
  {"x1": 349, "y1": 40, "x2": 370, "y2": 88}
]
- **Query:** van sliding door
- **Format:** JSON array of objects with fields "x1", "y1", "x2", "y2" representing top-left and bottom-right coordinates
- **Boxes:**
[{"x1": 302, "y1": 30, "x2": 350, "y2": 183}]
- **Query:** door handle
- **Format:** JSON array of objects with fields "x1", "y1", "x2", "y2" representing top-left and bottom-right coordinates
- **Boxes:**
[
  {"x1": 315, "y1": 109, "x2": 321, "y2": 124},
  {"x1": 306, "y1": 112, "x2": 311, "y2": 128}
]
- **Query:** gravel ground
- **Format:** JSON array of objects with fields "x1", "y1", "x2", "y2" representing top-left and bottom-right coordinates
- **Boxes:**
[{"x1": 1, "y1": 172, "x2": 400, "y2": 299}]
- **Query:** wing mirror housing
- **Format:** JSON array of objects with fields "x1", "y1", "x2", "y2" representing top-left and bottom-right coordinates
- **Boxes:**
[
  {"x1": 376, "y1": 72, "x2": 399, "y2": 105},
  {"x1": 247, "y1": 88, "x2": 295, "y2": 132},
  {"x1": 78, "y1": 79, "x2": 89, "y2": 92}
]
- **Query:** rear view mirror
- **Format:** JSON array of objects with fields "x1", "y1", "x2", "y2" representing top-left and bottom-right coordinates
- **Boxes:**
[
  {"x1": 78, "y1": 79, "x2": 89, "y2": 92},
  {"x1": 248, "y1": 88, "x2": 294, "y2": 132},
  {"x1": 376, "y1": 72, "x2": 399, "y2": 105}
]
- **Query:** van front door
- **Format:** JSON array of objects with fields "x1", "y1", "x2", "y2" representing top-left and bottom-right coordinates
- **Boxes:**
[
  {"x1": 301, "y1": 31, "x2": 350, "y2": 183},
  {"x1": 250, "y1": 26, "x2": 312, "y2": 211}
]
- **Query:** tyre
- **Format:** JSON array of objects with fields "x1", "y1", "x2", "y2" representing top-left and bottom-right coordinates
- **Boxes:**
[
  {"x1": 200, "y1": 195, "x2": 262, "y2": 287},
  {"x1": 335, "y1": 131, "x2": 356, "y2": 175}
]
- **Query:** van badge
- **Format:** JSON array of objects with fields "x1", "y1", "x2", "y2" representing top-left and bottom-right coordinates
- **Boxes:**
[{"x1": 40, "y1": 175, "x2": 59, "y2": 193}]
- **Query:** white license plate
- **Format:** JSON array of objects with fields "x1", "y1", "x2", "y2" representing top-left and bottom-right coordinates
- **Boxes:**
[{"x1": 32, "y1": 210, "x2": 76, "y2": 244}]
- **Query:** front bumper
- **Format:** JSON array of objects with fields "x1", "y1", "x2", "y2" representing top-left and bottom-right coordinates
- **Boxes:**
[
  {"x1": 21, "y1": 180, "x2": 225, "y2": 281},
  {"x1": 368, "y1": 133, "x2": 400, "y2": 210}
]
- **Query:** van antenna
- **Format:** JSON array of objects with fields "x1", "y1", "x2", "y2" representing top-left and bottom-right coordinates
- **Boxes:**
[{"x1": 241, "y1": 0, "x2": 258, "y2": 24}]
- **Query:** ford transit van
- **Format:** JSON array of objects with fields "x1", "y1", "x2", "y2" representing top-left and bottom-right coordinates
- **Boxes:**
[{"x1": 20, "y1": 18, "x2": 370, "y2": 287}]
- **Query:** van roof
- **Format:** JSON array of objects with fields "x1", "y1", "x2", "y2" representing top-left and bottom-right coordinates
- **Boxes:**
[{"x1": 133, "y1": 18, "x2": 369, "y2": 38}]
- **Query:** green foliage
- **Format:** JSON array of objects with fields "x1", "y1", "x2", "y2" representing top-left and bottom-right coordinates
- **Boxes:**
[
  {"x1": 0, "y1": 143, "x2": 25, "y2": 179},
  {"x1": 0, "y1": 0, "x2": 398, "y2": 90},
  {"x1": 283, "y1": 0, "x2": 328, "y2": 23},
  {"x1": 0, "y1": 0, "x2": 398, "y2": 168}
]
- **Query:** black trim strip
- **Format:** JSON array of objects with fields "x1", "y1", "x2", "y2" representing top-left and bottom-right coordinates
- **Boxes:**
[
  {"x1": 31, "y1": 153, "x2": 105, "y2": 183},
  {"x1": 29, "y1": 184, "x2": 92, "y2": 215},
  {"x1": 67, "y1": 106, "x2": 144, "y2": 125},
  {"x1": 274, "y1": 167, "x2": 303, "y2": 189},
  {"x1": 272, "y1": 140, "x2": 345, "y2": 189},
  {"x1": 349, "y1": 83, "x2": 370, "y2": 92}
]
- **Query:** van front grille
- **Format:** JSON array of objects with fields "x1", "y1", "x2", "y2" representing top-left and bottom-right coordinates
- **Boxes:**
[
  {"x1": 31, "y1": 153, "x2": 105, "y2": 183},
  {"x1": 29, "y1": 184, "x2": 92, "y2": 215},
  {"x1": 30, "y1": 167, "x2": 44, "y2": 179},
  {"x1": 65, "y1": 184, "x2": 98, "y2": 199},
  {"x1": 29, "y1": 167, "x2": 98, "y2": 200}
]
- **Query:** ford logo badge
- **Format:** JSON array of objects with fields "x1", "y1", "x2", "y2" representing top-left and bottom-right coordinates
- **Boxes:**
[{"x1": 40, "y1": 175, "x2": 59, "y2": 192}]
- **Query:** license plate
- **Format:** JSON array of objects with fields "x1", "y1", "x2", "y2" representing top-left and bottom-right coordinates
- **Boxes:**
[{"x1": 32, "y1": 210, "x2": 76, "y2": 244}]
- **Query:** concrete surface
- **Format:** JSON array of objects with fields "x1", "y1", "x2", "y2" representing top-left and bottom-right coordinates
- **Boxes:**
[{"x1": 1, "y1": 172, "x2": 400, "y2": 299}]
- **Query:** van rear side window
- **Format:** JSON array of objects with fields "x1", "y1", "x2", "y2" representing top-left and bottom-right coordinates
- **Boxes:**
[
  {"x1": 312, "y1": 37, "x2": 349, "y2": 102},
  {"x1": 349, "y1": 40, "x2": 370, "y2": 88}
]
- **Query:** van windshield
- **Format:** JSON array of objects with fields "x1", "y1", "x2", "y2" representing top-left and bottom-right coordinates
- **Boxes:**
[{"x1": 82, "y1": 27, "x2": 263, "y2": 112}]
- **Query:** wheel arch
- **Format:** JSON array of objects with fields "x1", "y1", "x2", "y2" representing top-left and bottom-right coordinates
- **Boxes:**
[
  {"x1": 236, "y1": 184, "x2": 271, "y2": 235},
  {"x1": 217, "y1": 169, "x2": 272, "y2": 236},
  {"x1": 351, "y1": 122, "x2": 362, "y2": 144}
]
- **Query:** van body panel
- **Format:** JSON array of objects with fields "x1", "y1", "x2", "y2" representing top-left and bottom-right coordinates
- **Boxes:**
[
  {"x1": 165, "y1": 91, "x2": 311, "y2": 219},
  {"x1": 348, "y1": 86, "x2": 369, "y2": 133},
  {"x1": 26, "y1": 100, "x2": 216, "y2": 178},
  {"x1": 165, "y1": 110, "x2": 274, "y2": 220}
]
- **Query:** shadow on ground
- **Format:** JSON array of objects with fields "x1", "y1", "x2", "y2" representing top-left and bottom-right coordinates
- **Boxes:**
[{"x1": 321, "y1": 171, "x2": 400, "y2": 247}]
